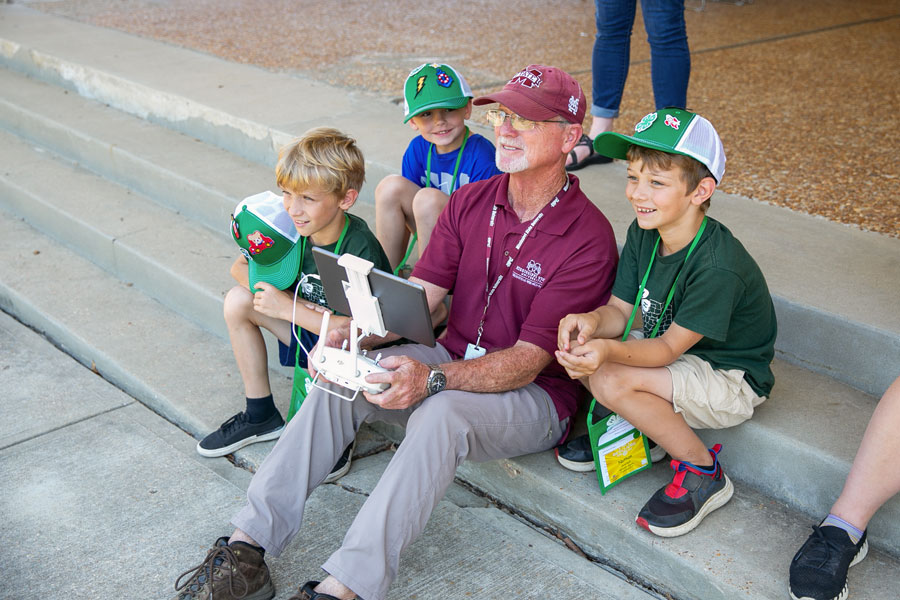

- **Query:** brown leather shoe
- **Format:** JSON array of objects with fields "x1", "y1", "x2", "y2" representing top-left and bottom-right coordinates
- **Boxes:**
[{"x1": 173, "y1": 537, "x2": 275, "y2": 600}]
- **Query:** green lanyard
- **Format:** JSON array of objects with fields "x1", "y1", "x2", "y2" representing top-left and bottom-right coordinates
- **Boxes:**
[
  {"x1": 297, "y1": 213, "x2": 350, "y2": 286},
  {"x1": 622, "y1": 216, "x2": 708, "y2": 341},
  {"x1": 425, "y1": 126, "x2": 469, "y2": 194}
]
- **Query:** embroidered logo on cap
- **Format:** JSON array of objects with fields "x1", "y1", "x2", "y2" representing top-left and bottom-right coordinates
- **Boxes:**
[
  {"x1": 435, "y1": 68, "x2": 453, "y2": 88},
  {"x1": 510, "y1": 68, "x2": 543, "y2": 89},
  {"x1": 568, "y1": 95, "x2": 579, "y2": 115},
  {"x1": 664, "y1": 114, "x2": 681, "y2": 130},
  {"x1": 635, "y1": 112, "x2": 657, "y2": 133},
  {"x1": 247, "y1": 230, "x2": 274, "y2": 255},
  {"x1": 415, "y1": 75, "x2": 427, "y2": 97}
]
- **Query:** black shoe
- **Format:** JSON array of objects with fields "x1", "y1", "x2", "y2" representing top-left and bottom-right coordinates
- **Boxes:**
[
  {"x1": 556, "y1": 433, "x2": 666, "y2": 472},
  {"x1": 556, "y1": 433, "x2": 595, "y2": 472},
  {"x1": 636, "y1": 444, "x2": 733, "y2": 537},
  {"x1": 197, "y1": 411, "x2": 285, "y2": 458},
  {"x1": 323, "y1": 438, "x2": 356, "y2": 484},
  {"x1": 789, "y1": 525, "x2": 868, "y2": 600}
]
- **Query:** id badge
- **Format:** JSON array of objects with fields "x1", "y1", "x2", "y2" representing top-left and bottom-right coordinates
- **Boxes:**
[{"x1": 465, "y1": 343, "x2": 487, "y2": 360}]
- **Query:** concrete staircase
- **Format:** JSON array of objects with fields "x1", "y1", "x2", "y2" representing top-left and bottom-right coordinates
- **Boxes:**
[{"x1": 1, "y1": 5, "x2": 899, "y2": 600}]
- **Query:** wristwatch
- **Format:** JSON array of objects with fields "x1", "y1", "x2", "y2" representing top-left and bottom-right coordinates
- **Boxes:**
[{"x1": 425, "y1": 364, "x2": 447, "y2": 396}]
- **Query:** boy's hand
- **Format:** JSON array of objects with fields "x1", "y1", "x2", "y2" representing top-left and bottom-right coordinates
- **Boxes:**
[
  {"x1": 555, "y1": 339, "x2": 609, "y2": 379},
  {"x1": 557, "y1": 312, "x2": 601, "y2": 352},
  {"x1": 362, "y1": 354, "x2": 429, "y2": 410},
  {"x1": 251, "y1": 281, "x2": 292, "y2": 321}
]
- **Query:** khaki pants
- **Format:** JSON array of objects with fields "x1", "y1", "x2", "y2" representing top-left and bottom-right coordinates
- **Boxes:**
[{"x1": 231, "y1": 342, "x2": 565, "y2": 600}]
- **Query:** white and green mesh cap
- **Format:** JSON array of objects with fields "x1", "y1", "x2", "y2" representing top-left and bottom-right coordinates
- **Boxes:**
[{"x1": 593, "y1": 108, "x2": 726, "y2": 183}]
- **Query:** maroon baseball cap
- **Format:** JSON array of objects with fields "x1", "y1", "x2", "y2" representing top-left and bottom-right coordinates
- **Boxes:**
[{"x1": 474, "y1": 65, "x2": 585, "y2": 125}]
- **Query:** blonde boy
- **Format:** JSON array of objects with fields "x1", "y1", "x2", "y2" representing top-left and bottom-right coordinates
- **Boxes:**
[
  {"x1": 556, "y1": 109, "x2": 777, "y2": 537},
  {"x1": 198, "y1": 127, "x2": 390, "y2": 471},
  {"x1": 375, "y1": 62, "x2": 500, "y2": 270}
]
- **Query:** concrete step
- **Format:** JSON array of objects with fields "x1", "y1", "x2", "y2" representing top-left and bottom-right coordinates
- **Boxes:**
[
  {"x1": 4, "y1": 204, "x2": 899, "y2": 600},
  {"x1": 0, "y1": 126, "x2": 236, "y2": 339},
  {"x1": 1, "y1": 5, "x2": 898, "y2": 398},
  {"x1": 3, "y1": 94, "x2": 899, "y2": 555},
  {"x1": 0, "y1": 65, "x2": 273, "y2": 234}
]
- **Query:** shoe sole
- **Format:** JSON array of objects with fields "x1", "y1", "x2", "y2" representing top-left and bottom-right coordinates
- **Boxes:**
[
  {"x1": 555, "y1": 448, "x2": 596, "y2": 472},
  {"x1": 323, "y1": 438, "x2": 356, "y2": 484},
  {"x1": 556, "y1": 445, "x2": 665, "y2": 472},
  {"x1": 788, "y1": 539, "x2": 868, "y2": 600},
  {"x1": 244, "y1": 577, "x2": 276, "y2": 600},
  {"x1": 195, "y1": 425, "x2": 285, "y2": 458},
  {"x1": 637, "y1": 474, "x2": 735, "y2": 538}
]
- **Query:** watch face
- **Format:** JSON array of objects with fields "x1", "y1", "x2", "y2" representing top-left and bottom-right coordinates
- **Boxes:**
[{"x1": 428, "y1": 370, "x2": 447, "y2": 395}]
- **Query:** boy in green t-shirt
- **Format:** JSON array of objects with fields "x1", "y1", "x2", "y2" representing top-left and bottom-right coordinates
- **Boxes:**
[
  {"x1": 556, "y1": 108, "x2": 777, "y2": 537},
  {"x1": 198, "y1": 127, "x2": 390, "y2": 481}
]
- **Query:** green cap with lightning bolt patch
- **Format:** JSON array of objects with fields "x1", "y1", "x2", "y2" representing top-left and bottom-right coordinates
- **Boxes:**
[{"x1": 403, "y1": 63, "x2": 472, "y2": 123}]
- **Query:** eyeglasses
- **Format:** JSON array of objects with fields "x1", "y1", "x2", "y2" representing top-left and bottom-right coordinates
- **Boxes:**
[{"x1": 484, "y1": 109, "x2": 567, "y2": 131}]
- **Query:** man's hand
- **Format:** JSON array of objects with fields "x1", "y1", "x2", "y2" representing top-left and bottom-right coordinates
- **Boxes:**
[
  {"x1": 252, "y1": 281, "x2": 292, "y2": 321},
  {"x1": 362, "y1": 354, "x2": 430, "y2": 410},
  {"x1": 557, "y1": 311, "x2": 601, "y2": 352},
  {"x1": 555, "y1": 338, "x2": 610, "y2": 379}
]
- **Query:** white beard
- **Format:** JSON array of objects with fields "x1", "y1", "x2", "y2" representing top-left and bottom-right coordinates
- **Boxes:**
[{"x1": 495, "y1": 136, "x2": 528, "y2": 173}]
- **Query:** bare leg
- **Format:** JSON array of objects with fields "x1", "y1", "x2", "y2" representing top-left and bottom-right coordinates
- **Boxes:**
[
  {"x1": 830, "y1": 375, "x2": 900, "y2": 530},
  {"x1": 224, "y1": 285, "x2": 294, "y2": 398},
  {"x1": 315, "y1": 576, "x2": 356, "y2": 600},
  {"x1": 587, "y1": 362, "x2": 711, "y2": 465},
  {"x1": 411, "y1": 187, "x2": 450, "y2": 259},
  {"x1": 374, "y1": 175, "x2": 419, "y2": 268},
  {"x1": 228, "y1": 528, "x2": 260, "y2": 547}
]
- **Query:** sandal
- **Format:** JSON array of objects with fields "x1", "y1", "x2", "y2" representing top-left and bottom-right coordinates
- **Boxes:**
[
  {"x1": 566, "y1": 133, "x2": 612, "y2": 172},
  {"x1": 289, "y1": 581, "x2": 354, "y2": 600}
]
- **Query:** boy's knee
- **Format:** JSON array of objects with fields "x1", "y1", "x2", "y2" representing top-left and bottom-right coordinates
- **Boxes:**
[
  {"x1": 412, "y1": 187, "x2": 449, "y2": 217},
  {"x1": 590, "y1": 363, "x2": 633, "y2": 408},
  {"x1": 375, "y1": 174, "x2": 409, "y2": 205},
  {"x1": 223, "y1": 285, "x2": 253, "y2": 321}
]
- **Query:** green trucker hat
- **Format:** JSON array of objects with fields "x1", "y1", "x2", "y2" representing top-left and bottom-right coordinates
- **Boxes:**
[
  {"x1": 231, "y1": 191, "x2": 301, "y2": 293},
  {"x1": 403, "y1": 62, "x2": 473, "y2": 123},
  {"x1": 593, "y1": 108, "x2": 726, "y2": 183}
]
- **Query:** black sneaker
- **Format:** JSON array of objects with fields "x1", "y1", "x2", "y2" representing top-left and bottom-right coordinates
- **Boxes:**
[
  {"x1": 636, "y1": 443, "x2": 733, "y2": 537},
  {"x1": 197, "y1": 411, "x2": 285, "y2": 458},
  {"x1": 556, "y1": 433, "x2": 667, "y2": 472},
  {"x1": 173, "y1": 537, "x2": 275, "y2": 600},
  {"x1": 323, "y1": 438, "x2": 356, "y2": 484},
  {"x1": 789, "y1": 525, "x2": 868, "y2": 600}
]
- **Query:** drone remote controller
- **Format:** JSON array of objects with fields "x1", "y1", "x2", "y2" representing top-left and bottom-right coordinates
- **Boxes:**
[{"x1": 311, "y1": 311, "x2": 390, "y2": 401}]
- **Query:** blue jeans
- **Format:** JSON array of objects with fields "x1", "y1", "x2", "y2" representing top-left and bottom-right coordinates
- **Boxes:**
[{"x1": 591, "y1": 0, "x2": 690, "y2": 118}]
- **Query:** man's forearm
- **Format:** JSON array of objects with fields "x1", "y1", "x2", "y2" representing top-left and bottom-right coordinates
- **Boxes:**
[{"x1": 442, "y1": 341, "x2": 551, "y2": 394}]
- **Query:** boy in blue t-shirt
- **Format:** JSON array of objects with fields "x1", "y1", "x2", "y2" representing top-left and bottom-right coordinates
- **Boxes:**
[{"x1": 375, "y1": 62, "x2": 500, "y2": 271}]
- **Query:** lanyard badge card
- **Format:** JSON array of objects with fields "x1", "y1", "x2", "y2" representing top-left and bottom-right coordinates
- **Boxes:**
[{"x1": 587, "y1": 399, "x2": 651, "y2": 495}]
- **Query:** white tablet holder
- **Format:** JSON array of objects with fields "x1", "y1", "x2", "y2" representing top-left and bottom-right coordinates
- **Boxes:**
[{"x1": 310, "y1": 254, "x2": 390, "y2": 401}]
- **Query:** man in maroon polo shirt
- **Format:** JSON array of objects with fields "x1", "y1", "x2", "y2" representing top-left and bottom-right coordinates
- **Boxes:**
[{"x1": 171, "y1": 65, "x2": 618, "y2": 600}]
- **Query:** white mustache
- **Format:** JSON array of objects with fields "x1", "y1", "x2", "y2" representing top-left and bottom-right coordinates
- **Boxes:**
[{"x1": 497, "y1": 136, "x2": 523, "y2": 150}]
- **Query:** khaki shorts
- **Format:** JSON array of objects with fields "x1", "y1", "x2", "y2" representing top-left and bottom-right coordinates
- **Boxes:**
[{"x1": 665, "y1": 353, "x2": 766, "y2": 429}]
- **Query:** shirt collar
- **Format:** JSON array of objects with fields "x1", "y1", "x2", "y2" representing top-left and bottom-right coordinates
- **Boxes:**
[{"x1": 495, "y1": 173, "x2": 589, "y2": 237}]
